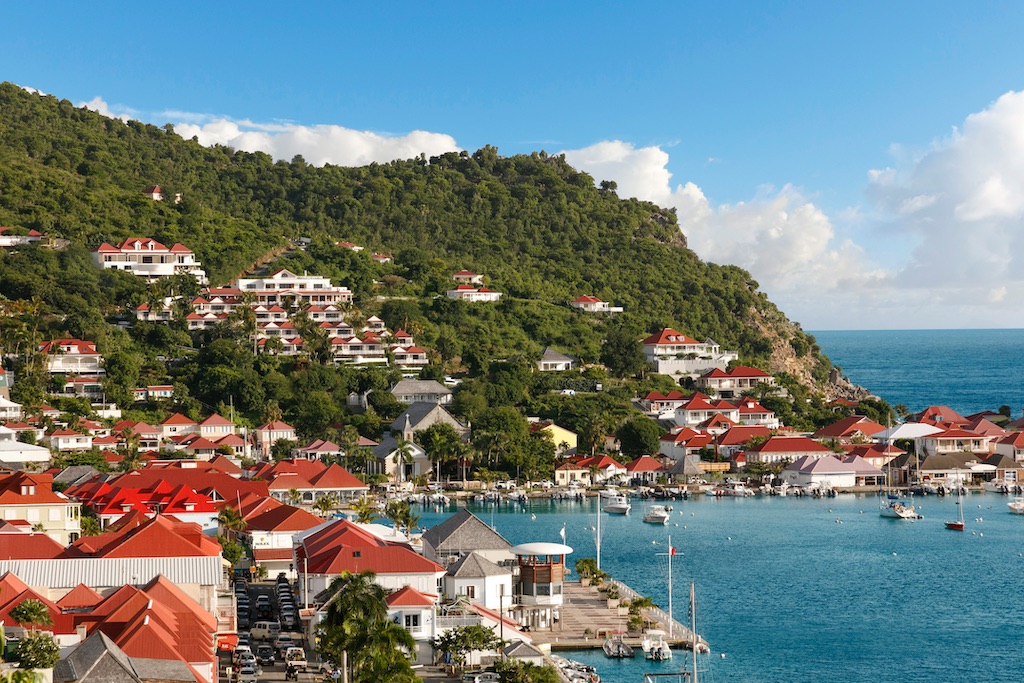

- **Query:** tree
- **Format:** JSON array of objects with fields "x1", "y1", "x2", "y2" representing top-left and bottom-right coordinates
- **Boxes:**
[
  {"x1": 346, "y1": 617, "x2": 417, "y2": 683},
  {"x1": 80, "y1": 515, "x2": 101, "y2": 536},
  {"x1": 383, "y1": 500, "x2": 419, "y2": 536},
  {"x1": 417, "y1": 422, "x2": 465, "y2": 483},
  {"x1": 9, "y1": 599, "x2": 52, "y2": 632},
  {"x1": 218, "y1": 505, "x2": 247, "y2": 541},
  {"x1": 432, "y1": 624, "x2": 502, "y2": 672},
  {"x1": 600, "y1": 326, "x2": 646, "y2": 378},
  {"x1": 615, "y1": 417, "x2": 662, "y2": 457},
  {"x1": 495, "y1": 658, "x2": 561, "y2": 683},
  {"x1": 318, "y1": 571, "x2": 389, "y2": 683},
  {"x1": 313, "y1": 494, "x2": 339, "y2": 517},
  {"x1": 14, "y1": 632, "x2": 59, "y2": 670},
  {"x1": 218, "y1": 536, "x2": 244, "y2": 566},
  {"x1": 392, "y1": 438, "x2": 415, "y2": 483},
  {"x1": 350, "y1": 497, "x2": 380, "y2": 524}
]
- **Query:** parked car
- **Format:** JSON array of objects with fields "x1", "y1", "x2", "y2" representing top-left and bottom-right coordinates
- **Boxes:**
[
  {"x1": 255, "y1": 595, "x2": 271, "y2": 607},
  {"x1": 494, "y1": 480, "x2": 517, "y2": 490}
]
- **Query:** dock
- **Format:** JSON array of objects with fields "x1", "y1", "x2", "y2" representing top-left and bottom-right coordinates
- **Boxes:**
[{"x1": 527, "y1": 580, "x2": 706, "y2": 652}]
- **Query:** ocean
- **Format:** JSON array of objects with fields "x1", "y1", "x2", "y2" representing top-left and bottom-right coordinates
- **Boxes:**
[
  {"x1": 810, "y1": 329, "x2": 1024, "y2": 418},
  {"x1": 419, "y1": 495, "x2": 1024, "y2": 683}
]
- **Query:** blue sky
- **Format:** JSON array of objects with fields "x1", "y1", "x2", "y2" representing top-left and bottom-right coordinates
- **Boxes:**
[{"x1": 8, "y1": 2, "x2": 1024, "y2": 329}]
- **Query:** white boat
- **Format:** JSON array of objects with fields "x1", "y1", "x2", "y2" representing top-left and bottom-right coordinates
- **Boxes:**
[
  {"x1": 879, "y1": 495, "x2": 922, "y2": 519},
  {"x1": 641, "y1": 629, "x2": 672, "y2": 660},
  {"x1": 598, "y1": 487, "x2": 620, "y2": 498},
  {"x1": 642, "y1": 505, "x2": 671, "y2": 524},
  {"x1": 602, "y1": 495, "x2": 631, "y2": 514},
  {"x1": 1008, "y1": 497, "x2": 1024, "y2": 515},
  {"x1": 602, "y1": 632, "x2": 633, "y2": 658},
  {"x1": 714, "y1": 481, "x2": 755, "y2": 497}
]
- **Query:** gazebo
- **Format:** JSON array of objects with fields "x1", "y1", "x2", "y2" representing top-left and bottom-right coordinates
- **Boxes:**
[{"x1": 509, "y1": 542, "x2": 572, "y2": 631}]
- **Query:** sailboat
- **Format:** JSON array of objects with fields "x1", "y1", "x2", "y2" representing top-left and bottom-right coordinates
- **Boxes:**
[{"x1": 944, "y1": 472, "x2": 965, "y2": 530}]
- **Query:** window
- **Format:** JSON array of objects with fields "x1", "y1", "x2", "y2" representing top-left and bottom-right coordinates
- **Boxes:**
[
  {"x1": 49, "y1": 508, "x2": 61, "y2": 521},
  {"x1": 464, "y1": 586, "x2": 476, "y2": 599},
  {"x1": 404, "y1": 614, "x2": 420, "y2": 629}
]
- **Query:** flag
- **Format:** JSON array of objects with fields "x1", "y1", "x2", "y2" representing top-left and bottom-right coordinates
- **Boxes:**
[
  {"x1": 669, "y1": 547, "x2": 676, "y2": 556},
  {"x1": 559, "y1": 524, "x2": 566, "y2": 542}
]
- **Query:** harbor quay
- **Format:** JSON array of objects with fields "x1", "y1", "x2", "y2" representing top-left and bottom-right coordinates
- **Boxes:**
[{"x1": 528, "y1": 581, "x2": 706, "y2": 652}]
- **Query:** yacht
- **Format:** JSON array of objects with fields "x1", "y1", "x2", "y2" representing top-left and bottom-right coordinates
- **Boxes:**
[
  {"x1": 879, "y1": 495, "x2": 922, "y2": 520},
  {"x1": 603, "y1": 632, "x2": 634, "y2": 658},
  {"x1": 602, "y1": 495, "x2": 631, "y2": 514},
  {"x1": 642, "y1": 505, "x2": 671, "y2": 524}
]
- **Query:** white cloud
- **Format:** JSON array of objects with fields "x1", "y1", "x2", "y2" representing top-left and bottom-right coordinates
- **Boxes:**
[
  {"x1": 565, "y1": 90, "x2": 1024, "y2": 329},
  {"x1": 174, "y1": 118, "x2": 460, "y2": 167},
  {"x1": 78, "y1": 96, "x2": 136, "y2": 122},
  {"x1": 563, "y1": 140, "x2": 886, "y2": 325},
  {"x1": 79, "y1": 98, "x2": 460, "y2": 167}
]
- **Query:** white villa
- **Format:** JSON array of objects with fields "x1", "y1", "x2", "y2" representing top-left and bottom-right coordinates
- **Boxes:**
[
  {"x1": 641, "y1": 328, "x2": 738, "y2": 377},
  {"x1": 92, "y1": 237, "x2": 207, "y2": 284},
  {"x1": 569, "y1": 295, "x2": 623, "y2": 314},
  {"x1": 446, "y1": 284, "x2": 503, "y2": 302},
  {"x1": 38, "y1": 339, "x2": 105, "y2": 376},
  {"x1": 236, "y1": 269, "x2": 353, "y2": 307}
]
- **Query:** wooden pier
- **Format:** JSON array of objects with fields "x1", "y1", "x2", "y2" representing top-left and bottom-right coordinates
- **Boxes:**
[{"x1": 527, "y1": 580, "x2": 706, "y2": 652}]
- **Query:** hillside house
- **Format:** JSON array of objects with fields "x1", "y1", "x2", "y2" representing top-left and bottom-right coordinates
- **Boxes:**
[
  {"x1": 569, "y1": 295, "x2": 622, "y2": 313},
  {"x1": 92, "y1": 237, "x2": 207, "y2": 284},
  {"x1": 641, "y1": 328, "x2": 738, "y2": 377},
  {"x1": 696, "y1": 366, "x2": 776, "y2": 399}
]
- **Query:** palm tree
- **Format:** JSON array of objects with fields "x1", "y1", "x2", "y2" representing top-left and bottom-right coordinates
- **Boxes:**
[
  {"x1": 319, "y1": 571, "x2": 388, "y2": 683},
  {"x1": 347, "y1": 617, "x2": 417, "y2": 683},
  {"x1": 217, "y1": 505, "x2": 247, "y2": 542},
  {"x1": 350, "y1": 497, "x2": 380, "y2": 524},
  {"x1": 383, "y1": 500, "x2": 419, "y2": 536},
  {"x1": 392, "y1": 438, "x2": 415, "y2": 484},
  {"x1": 313, "y1": 494, "x2": 339, "y2": 518},
  {"x1": 117, "y1": 425, "x2": 144, "y2": 473},
  {"x1": 287, "y1": 488, "x2": 302, "y2": 506},
  {"x1": 10, "y1": 599, "x2": 53, "y2": 633}
]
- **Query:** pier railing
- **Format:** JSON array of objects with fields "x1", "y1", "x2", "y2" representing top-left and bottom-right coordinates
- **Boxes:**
[{"x1": 610, "y1": 579, "x2": 704, "y2": 647}]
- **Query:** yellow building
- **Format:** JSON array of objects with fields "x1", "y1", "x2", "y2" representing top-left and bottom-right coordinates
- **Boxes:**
[{"x1": 529, "y1": 420, "x2": 577, "y2": 454}]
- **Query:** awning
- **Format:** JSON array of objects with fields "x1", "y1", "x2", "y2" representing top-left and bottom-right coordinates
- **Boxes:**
[{"x1": 217, "y1": 634, "x2": 239, "y2": 651}]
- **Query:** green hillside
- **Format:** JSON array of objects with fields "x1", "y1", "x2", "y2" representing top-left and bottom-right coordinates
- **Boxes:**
[{"x1": 0, "y1": 82, "x2": 872, "y2": 449}]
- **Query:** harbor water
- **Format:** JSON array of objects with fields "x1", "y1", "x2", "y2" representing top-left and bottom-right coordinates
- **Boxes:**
[{"x1": 418, "y1": 493, "x2": 1024, "y2": 683}]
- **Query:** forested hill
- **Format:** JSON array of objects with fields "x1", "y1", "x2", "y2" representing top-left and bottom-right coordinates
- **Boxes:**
[{"x1": 0, "y1": 82, "x2": 835, "y2": 390}]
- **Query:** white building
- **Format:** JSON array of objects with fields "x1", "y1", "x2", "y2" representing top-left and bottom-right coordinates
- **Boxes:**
[
  {"x1": 641, "y1": 328, "x2": 738, "y2": 377},
  {"x1": 92, "y1": 237, "x2": 207, "y2": 284},
  {"x1": 446, "y1": 285, "x2": 503, "y2": 302},
  {"x1": 569, "y1": 295, "x2": 622, "y2": 313},
  {"x1": 443, "y1": 552, "x2": 513, "y2": 611},
  {"x1": 38, "y1": 339, "x2": 105, "y2": 376},
  {"x1": 236, "y1": 269, "x2": 353, "y2": 307}
]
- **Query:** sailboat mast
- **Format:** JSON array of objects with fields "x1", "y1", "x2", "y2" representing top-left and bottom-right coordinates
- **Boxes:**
[
  {"x1": 596, "y1": 497, "x2": 601, "y2": 570},
  {"x1": 667, "y1": 534, "x2": 673, "y2": 639},
  {"x1": 691, "y1": 581, "x2": 698, "y2": 683}
]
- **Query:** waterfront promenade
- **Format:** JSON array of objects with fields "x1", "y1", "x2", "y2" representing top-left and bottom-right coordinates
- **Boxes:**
[{"x1": 528, "y1": 581, "x2": 705, "y2": 652}]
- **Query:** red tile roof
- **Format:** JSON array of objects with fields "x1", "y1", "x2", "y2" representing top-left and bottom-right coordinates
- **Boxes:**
[
  {"x1": 641, "y1": 328, "x2": 701, "y2": 346},
  {"x1": 386, "y1": 586, "x2": 436, "y2": 607}
]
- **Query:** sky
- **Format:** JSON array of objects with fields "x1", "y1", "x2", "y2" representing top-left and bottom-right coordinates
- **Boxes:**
[{"x1": 7, "y1": 2, "x2": 1024, "y2": 330}]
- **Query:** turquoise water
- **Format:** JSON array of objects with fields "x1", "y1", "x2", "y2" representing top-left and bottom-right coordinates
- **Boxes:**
[
  {"x1": 810, "y1": 329, "x2": 1024, "y2": 417},
  {"x1": 419, "y1": 495, "x2": 1024, "y2": 683}
]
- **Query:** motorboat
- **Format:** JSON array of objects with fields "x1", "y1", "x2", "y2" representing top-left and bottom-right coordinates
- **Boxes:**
[
  {"x1": 603, "y1": 632, "x2": 634, "y2": 658},
  {"x1": 643, "y1": 505, "x2": 671, "y2": 524},
  {"x1": 1008, "y1": 497, "x2": 1024, "y2": 515},
  {"x1": 641, "y1": 630, "x2": 672, "y2": 661},
  {"x1": 598, "y1": 487, "x2": 620, "y2": 498},
  {"x1": 602, "y1": 495, "x2": 631, "y2": 514},
  {"x1": 879, "y1": 495, "x2": 922, "y2": 520},
  {"x1": 713, "y1": 481, "x2": 755, "y2": 497}
]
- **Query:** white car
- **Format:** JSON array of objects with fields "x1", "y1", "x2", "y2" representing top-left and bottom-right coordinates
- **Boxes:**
[{"x1": 237, "y1": 665, "x2": 258, "y2": 683}]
